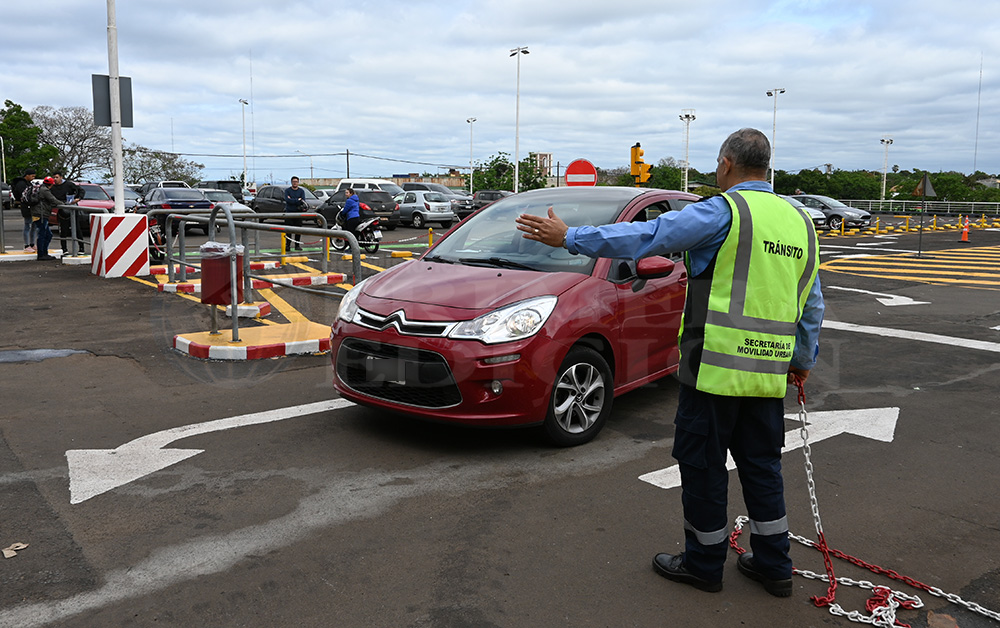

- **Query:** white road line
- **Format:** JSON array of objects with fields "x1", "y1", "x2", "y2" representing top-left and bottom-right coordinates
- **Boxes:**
[{"x1": 823, "y1": 319, "x2": 1000, "y2": 353}]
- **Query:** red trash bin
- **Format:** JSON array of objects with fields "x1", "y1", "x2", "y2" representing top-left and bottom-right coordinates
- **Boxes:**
[{"x1": 200, "y1": 241, "x2": 244, "y2": 305}]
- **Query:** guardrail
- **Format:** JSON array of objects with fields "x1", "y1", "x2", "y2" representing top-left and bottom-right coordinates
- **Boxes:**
[
  {"x1": 145, "y1": 206, "x2": 363, "y2": 343},
  {"x1": 845, "y1": 199, "x2": 1000, "y2": 215}
]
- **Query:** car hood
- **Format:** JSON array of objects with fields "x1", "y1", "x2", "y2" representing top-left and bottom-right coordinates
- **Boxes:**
[{"x1": 358, "y1": 260, "x2": 587, "y2": 318}]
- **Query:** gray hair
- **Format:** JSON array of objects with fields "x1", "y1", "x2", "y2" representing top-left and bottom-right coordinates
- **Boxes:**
[{"x1": 719, "y1": 128, "x2": 771, "y2": 173}]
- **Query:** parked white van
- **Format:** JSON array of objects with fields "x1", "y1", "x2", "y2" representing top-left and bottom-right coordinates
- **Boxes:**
[{"x1": 334, "y1": 178, "x2": 404, "y2": 196}]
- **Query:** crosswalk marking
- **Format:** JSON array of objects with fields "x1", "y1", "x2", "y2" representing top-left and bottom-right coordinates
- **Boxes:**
[{"x1": 821, "y1": 245, "x2": 1000, "y2": 290}]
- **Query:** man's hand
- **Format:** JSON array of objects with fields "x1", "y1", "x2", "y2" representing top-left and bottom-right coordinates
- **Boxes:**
[
  {"x1": 515, "y1": 207, "x2": 568, "y2": 248},
  {"x1": 787, "y1": 366, "x2": 810, "y2": 385}
]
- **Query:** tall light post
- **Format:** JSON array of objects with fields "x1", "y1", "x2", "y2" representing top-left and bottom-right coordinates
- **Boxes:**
[
  {"x1": 466, "y1": 117, "x2": 476, "y2": 195},
  {"x1": 679, "y1": 109, "x2": 696, "y2": 191},
  {"x1": 880, "y1": 136, "x2": 893, "y2": 202},
  {"x1": 239, "y1": 98, "x2": 249, "y2": 188},
  {"x1": 766, "y1": 88, "x2": 785, "y2": 187},
  {"x1": 510, "y1": 46, "x2": 529, "y2": 193},
  {"x1": 295, "y1": 149, "x2": 313, "y2": 180}
]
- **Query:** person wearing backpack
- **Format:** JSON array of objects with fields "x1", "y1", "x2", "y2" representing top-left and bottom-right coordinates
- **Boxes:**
[
  {"x1": 11, "y1": 169, "x2": 37, "y2": 251},
  {"x1": 50, "y1": 172, "x2": 83, "y2": 255},
  {"x1": 32, "y1": 177, "x2": 60, "y2": 261}
]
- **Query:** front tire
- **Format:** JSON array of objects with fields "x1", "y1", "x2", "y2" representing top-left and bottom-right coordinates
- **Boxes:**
[{"x1": 543, "y1": 347, "x2": 613, "y2": 447}]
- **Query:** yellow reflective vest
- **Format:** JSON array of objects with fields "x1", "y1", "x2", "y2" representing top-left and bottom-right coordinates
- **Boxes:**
[{"x1": 677, "y1": 191, "x2": 819, "y2": 397}]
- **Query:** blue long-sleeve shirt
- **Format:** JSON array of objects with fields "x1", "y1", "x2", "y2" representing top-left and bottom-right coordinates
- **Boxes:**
[
  {"x1": 340, "y1": 194, "x2": 361, "y2": 221},
  {"x1": 564, "y1": 181, "x2": 825, "y2": 371}
]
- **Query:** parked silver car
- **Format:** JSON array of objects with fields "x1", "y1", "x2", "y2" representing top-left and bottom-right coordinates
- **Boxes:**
[
  {"x1": 393, "y1": 190, "x2": 456, "y2": 228},
  {"x1": 780, "y1": 195, "x2": 826, "y2": 229}
]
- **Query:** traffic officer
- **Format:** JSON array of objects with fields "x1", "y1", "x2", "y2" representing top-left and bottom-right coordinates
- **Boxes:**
[{"x1": 515, "y1": 128, "x2": 825, "y2": 597}]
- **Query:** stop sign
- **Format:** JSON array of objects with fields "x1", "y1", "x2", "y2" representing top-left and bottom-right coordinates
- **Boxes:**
[{"x1": 565, "y1": 159, "x2": 597, "y2": 186}]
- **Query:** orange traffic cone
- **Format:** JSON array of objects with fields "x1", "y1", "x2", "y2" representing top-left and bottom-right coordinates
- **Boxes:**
[{"x1": 959, "y1": 216, "x2": 970, "y2": 242}]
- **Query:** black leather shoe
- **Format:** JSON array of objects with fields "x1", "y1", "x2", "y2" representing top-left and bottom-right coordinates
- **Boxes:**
[
  {"x1": 652, "y1": 552, "x2": 722, "y2": 593},
  {"x1": 737, "y1": 553, "x2": 792, "y2": 597},
  {"x1": 37, "y1": 255, "x2": 58, "y2": 261}
]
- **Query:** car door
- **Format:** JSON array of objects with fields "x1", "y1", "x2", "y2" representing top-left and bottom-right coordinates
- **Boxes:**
[
  {"x1": 608, "y1": 199, "x2": 688, "y2": 384},
  {"x1": 399, "y1": 192, "x2": 418, "y2": 222}
]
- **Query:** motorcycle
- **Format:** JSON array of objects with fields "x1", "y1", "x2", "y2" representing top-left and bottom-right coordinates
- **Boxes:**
[{"x1": 331, "y1": 212, "x2": 382, "y2": 253}]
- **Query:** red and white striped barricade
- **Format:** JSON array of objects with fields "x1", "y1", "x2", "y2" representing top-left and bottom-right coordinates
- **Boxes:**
[{"x1": 90, "y1": 213, "x2": 151, "y2": 277}]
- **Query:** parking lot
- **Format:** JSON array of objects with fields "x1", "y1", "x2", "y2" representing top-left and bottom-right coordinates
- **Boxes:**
[{"x1": 2, "y1": 209, "x2": 1000, "y2": 627}]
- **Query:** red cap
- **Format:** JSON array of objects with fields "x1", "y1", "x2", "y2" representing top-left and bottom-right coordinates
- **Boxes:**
[{"x1": 43, "y1": 176, "x2": 55, "y2": 185}]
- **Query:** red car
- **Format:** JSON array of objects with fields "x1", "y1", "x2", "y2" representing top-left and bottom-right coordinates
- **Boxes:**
[
  {"x1": 48, "y1": 183, "x2": 115, "y2": 236},
  {"x1": 330, "y1": 187, "x2": 699, "y2": 446}
]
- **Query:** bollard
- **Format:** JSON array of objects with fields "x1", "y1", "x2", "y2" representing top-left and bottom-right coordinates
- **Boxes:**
[
  {"x1": 932, "y1": 215, "x2": 936, "y2": 230},
  {"x1": 428, "y1": 227, "x2": 434, "y2": 246},
  {"x1": 875, "y1": 217, "x2": 880, "y2": 233}
]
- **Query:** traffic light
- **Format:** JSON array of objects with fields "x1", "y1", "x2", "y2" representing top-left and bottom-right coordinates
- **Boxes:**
[
  {"x1": 630, "y1": 143, "x2": 643, "y2": 177},
  {"x1": 638, "y1": 161, "x2": 652, "y2": 184}
]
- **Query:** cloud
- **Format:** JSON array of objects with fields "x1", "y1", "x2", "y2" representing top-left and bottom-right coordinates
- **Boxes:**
[{"x1": 2, "y1": 0, "x2": 998, "y2": 183}]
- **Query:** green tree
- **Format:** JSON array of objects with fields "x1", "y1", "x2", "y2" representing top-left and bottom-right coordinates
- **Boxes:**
[
  {"x1": 0, "y1": 100, "x2": 58, "y2": 179},
  {"x1": 471, "y1": 152, "x2": 547, "y2": 192}
]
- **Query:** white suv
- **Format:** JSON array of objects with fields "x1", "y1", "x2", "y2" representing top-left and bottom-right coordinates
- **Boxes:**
[{"x1": 335, "y1": 178, "x2": 404, "y2": 197}]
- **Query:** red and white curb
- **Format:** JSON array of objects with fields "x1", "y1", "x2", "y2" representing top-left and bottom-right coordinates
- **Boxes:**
[
  {"x1": 148, "y1": 260, "x2": 282, "y2": 275},
  {"x1": 157, "y1": 273, "x2": 346, "y2": 293},
  {"x1": 0, "y1": 250, "x2": 64, "y2": 262},
  {"x1": 173, "y1": 335, "x2": 331, "y2": 360},
  {"x1": 225, "y1": 302, "x2": 272, "y2": 318}
]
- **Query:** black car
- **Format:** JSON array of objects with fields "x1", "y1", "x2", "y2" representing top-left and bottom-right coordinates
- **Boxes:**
[
  {"x1": 251, "y1": 185, "x2": 324, "y2": 224},
  {"x1": 320, "y1": 189, "x2": 399, "y2": 230},
  {"x1": 136, "y1": 187, "x2": 214, "y2": 234},
  {"x1": 472, "y1": 189, "x2": 513, "y2": 210},
  {"x1": 403, "y1": 182, "x2": 475, "y2": 218}
]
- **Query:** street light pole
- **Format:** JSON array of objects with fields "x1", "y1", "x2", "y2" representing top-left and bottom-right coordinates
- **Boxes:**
[
  {"x1": 467, "y1": 117, "x2": 476, "y2": 195},
  {"x1": 510, "y1": 46, "x2": 529, "y2": 193},
  {"x1": 766, "y1": 88, "x2": 785, "y2": 187},
  {"x1": 239, "y1": 99, "x2": 248, "y2": 188},
  {"x1": 880, "y1": 136, "x2": 893, "y2": 202},
  {"x1": 679, "y1": 109, "x2": 696, "y2": 191}
]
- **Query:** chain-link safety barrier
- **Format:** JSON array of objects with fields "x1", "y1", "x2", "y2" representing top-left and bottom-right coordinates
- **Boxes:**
[{"x1": 728, "y1": 378, "x2": 1000, "y2": 627}]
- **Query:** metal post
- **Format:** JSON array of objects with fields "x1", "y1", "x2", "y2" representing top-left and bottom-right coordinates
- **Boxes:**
[
  {"x1": 679, "y1": 109, "x2": 696, "y2": 192},
  {"x1": 880, "y1": 136, "x2": 893, "y2": 203},
  {"x1": 106, "y1": 0, "x2": 125, "y2": 214},
  {"x1": 467, "y1": 117, "x2": 476, "y2": 195},
  {"x1": 0, "y1": 136, "x2": 6, "y2": 253},
  {"x1": 766, "y1": 88, "x2": 785, "y2": 188},
  {"x1": 510, "y1": 46, "x2": 529, "y2": 193},
  {"x1": 240, "y1": 99, "x2": 248, "y2": 189}
]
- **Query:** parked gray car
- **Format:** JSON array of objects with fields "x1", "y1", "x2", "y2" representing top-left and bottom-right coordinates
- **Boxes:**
[
  {"x1": 791, "y1": 194, "x2": 870, "y2": 230},
  {"x1": 393, "y1": 190, "x2": 456, "y2": 228}
]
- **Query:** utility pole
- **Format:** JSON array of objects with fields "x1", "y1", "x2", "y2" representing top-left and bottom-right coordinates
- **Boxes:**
[
  {"x1": 880, "y1": 136, "x2": 893, "y2": 202},
  {"x1": 766, "y1": 88, "x2": 785, "y2": 187}
]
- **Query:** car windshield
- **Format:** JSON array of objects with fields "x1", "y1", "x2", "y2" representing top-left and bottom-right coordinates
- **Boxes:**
[
  {"x1": 426, "y1": 188, "x2": 638, "y2": 275},
  {"x1": 424, "y1": 192, "x2": 448, "y2": 202},
  {"x1": 80, "y1": 184, "x2": 110, "y2": 200},
  {"x1": 379, "y1": 183, "x2": 404, "y2": 196},
  {"x1": 162, "y1": 189, "x2": 207, "y2": 200},
  {"x1": 205, "y1": 190, "x2": 237, "y2": 202},
  {"x1": 812, "y1": 195, "x2": 851, "y2": 209}
]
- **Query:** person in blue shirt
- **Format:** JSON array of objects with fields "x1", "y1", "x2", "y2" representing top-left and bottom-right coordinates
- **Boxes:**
[
  {"x1": 516, "y1": 128, "x2": 825, "y2": 598},
  {"x1": 283, "y1": 176, "x2": 306, "y2": 250},
  {"x1": 339, "y1": 187, "x2": 362, "y2": 238}
]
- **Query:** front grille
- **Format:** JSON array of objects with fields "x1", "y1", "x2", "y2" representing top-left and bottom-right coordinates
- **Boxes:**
[
  {"x1": 354, "y1": 308, "x2": 456, "y2": 337},
  {"x1": 337, "y1": 339, "x2": 462, "y2": 408}
]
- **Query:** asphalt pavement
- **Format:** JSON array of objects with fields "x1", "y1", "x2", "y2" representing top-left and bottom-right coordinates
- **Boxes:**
[{"x1": 2, "y1": 211, "x2": 999, "y2": 628}]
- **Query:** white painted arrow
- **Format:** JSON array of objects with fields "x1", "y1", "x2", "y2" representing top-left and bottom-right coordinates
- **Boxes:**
[
  {"x1": 66, "y1": 398, "x2": 354, "y2": 504},
  {"x1": 638, "y1": 407, "x2": 899, "y2": 490},
  {"x1": 827, "y1": 286, "x2": 929, "y2": 307}
]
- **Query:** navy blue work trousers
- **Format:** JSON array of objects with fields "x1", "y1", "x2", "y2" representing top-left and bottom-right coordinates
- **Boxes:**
[{"x1": 671, "y1": 383, "x2": 792, "y2": 583}]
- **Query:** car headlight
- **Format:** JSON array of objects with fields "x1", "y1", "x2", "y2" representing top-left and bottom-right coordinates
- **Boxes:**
[
  {"x1": 449, "y1": 296, "x2": 558, "y2": 344},
  {"x1": 337, "y1": 280, "x2": 366, "y2": 323}
]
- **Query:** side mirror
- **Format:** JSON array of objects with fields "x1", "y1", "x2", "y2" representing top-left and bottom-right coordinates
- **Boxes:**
[{"x1": 632, "y1": 256, "x2": 676, "y2": 292}]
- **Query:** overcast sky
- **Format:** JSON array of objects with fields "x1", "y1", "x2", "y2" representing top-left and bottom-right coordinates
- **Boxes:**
[{"x1": 3, "y1": 0, "x2": 998, "y2": 185}]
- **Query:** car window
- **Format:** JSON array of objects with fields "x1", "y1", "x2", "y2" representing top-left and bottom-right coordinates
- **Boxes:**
[
  {"x1": 428, "y1": 191, "x2": 635, "y2": 275},
  {"x1": 300, "y1": 188, "x2": 317, "y2": 199},
  {"x1": 424, "y1": 192, "x2": 447, "y2": 202},
  {"x1": 362, "y1": 191, "x2": 394, "y2": 204},
  {"x1": 162, "y1": 189, "x2": 207, "y2": 200},
  {"x1": 377, "y1": 183, "x2": 404, "y2": 196},
  {"x1": 404, "y1": 193, "x2": 416, "y2": 203}
]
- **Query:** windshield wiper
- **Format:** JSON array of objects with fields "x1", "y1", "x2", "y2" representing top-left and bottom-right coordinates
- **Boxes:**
[
  {"x1": 458, "y1": 256, "x2": 538, "y2": 271},
  {"x1": 423, "y1": 254, "x2": 454, "y2": 264}
]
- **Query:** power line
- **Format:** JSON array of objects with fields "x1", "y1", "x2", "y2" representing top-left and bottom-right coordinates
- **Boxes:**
[{"x1": 131, "y1": 146, "x2": 467, "y2": 170}]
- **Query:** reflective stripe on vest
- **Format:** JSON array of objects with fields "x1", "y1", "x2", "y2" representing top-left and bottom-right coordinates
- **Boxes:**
[{"x1": 694, "y1": 191, "x2": 818, "y2": 397}]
